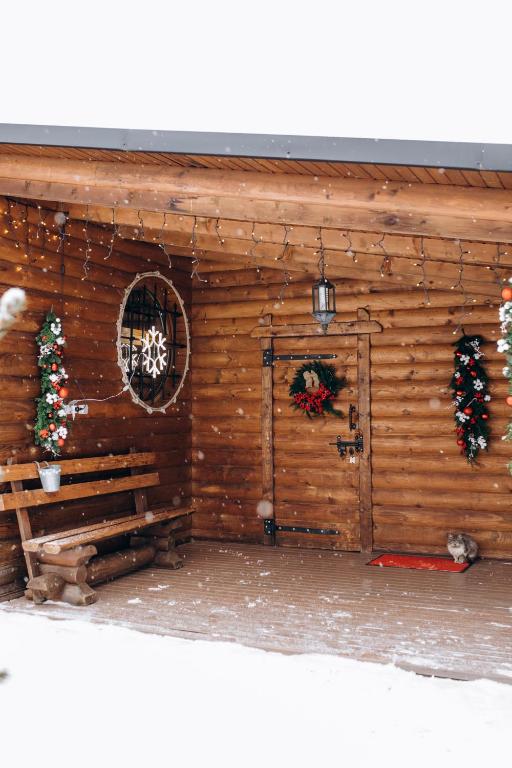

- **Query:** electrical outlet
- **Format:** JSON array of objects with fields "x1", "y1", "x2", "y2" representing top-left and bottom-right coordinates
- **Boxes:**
[{"x1": 65, "y1": 403, "x2": 88, "y2": 418}]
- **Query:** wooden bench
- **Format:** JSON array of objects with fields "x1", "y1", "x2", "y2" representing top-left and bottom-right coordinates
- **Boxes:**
[{"x1": 0, "y1": 451, "x2": 193, "y2": 606}]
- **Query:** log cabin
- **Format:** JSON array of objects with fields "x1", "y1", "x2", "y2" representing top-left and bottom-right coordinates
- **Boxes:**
[{"x1": 0, "y1": 126, "x2": 511, "y2": 611}]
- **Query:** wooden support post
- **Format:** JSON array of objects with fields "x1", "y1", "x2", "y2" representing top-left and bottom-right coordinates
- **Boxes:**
[
  {"x1": 260, "y1": 314, "x2": 275, "y2": 545},
  {"x1": 8, "y1": 458, "x2": 38, "y2": 582},
  {"x1": 357, "y1": 308, "x2": 373, "y2": 552},
  {"x1": 130, "y1": 446, "x2": 149, "y2": 515}
]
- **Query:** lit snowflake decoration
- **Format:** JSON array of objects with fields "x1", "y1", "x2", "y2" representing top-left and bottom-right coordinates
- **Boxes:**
[{"x1": 141, "y1": 325, "x2": 167, "y2": 379}]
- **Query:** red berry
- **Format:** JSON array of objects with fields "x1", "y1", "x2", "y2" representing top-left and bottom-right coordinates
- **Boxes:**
[{"x1": 463, "y1": 407, "x2": 473, "y2": 416}]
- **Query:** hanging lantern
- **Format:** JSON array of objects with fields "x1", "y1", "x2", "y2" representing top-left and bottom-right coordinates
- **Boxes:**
[{"x1": 312, "y1": 229, "x2": 336, "y2": 332}]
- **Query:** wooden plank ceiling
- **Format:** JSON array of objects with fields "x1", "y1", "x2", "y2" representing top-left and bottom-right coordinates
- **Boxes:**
[{"x1": 0, "y1": 142, "x2": 510, "y2": 189}]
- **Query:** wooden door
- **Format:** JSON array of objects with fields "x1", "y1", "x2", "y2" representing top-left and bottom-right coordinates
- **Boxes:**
[{"x1": 272, "y1": 333, "x2": 362, "y2": 551}]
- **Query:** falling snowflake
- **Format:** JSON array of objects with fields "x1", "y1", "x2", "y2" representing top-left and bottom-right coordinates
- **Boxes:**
[{"x1": 141, "y1": 325, "x2": 167, "y2": 379}]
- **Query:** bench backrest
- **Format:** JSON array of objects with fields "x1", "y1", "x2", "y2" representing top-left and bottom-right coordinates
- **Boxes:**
[{"x1": 0, "y1": 451, "x2": 159, "y2": 545}]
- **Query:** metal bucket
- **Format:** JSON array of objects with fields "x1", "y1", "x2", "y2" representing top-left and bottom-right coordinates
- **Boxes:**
[{"x1": 35, "y1": 461, "x2": 61, "y2": 493}]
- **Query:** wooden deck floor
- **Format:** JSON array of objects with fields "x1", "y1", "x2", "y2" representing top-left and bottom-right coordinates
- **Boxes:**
[{"x1": 3, "y1": 542, "x2": 512, "y2": 683}]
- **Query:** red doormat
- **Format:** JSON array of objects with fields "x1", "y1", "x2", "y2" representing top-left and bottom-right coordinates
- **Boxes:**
[{"x1": 368, "y1": 554, "x2": 471, "y2": 572}]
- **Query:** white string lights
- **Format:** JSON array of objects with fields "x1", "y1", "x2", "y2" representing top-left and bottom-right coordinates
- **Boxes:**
[
  {"x1": 376, "y1": 233, "x2": 392, "y2": 277},
  {"x1": 157, "y1": 212, "x2": 173, "y2": 269},
  {"x1": 451, "y1": 239, "x2": 472, "y2": 335},
  {"x1": 415, "y1": 236, "x2": 431, "y2": 306},
  {"x1": 81, "y1": 207, "x2": 92, "y2": 281},
  {"x1": 345, "y1": 230, "x2": 357, "y2": 264},
  {"x1": 0, "y1": 197, "x2": 508, "y2": 330},
  {"x1": 104, "y1": 208, "x2": 118, "y2": 260},
  {"x1": 276, "y1": 224, "x2": 292, "y2": 305},
  {"x1": 190, "y1": 216, "x2": 207, "y2": 283}
]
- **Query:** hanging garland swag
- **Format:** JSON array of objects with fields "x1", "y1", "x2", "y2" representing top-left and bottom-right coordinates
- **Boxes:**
[
  {"x1": 289, "y1": 361, "x2": 346, "y2": 417},
  {"x1": 497, "y1": 279, "x2": 512, "y2": 473},
  {"x1": 34, "y1": 311, "x2": 70, "y2": 457},
  {"x1": 450, "y1": 334, "x2": 490, "y2": 462}
]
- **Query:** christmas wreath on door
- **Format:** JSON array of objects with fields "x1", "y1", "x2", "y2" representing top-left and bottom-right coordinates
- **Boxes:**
[{"x1": 289, "y1": 361, "x2": 346, "y2": 417}]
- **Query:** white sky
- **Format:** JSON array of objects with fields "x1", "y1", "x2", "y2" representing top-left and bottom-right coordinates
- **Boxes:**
[{"x1": 1, "y1": 1, "x2": 511, "y2": 144}]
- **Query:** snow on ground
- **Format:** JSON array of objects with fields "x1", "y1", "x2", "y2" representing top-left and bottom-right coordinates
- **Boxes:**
[{"x1": 0, "y1": 611, "x2": 511, "y2": 768}]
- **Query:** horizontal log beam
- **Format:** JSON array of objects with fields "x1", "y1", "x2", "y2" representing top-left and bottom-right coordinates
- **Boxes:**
[
  {"x1": 251, "y1": 320, "x2": 383, "y2": 338},
  {"x1": 1, "y1": 154, "x2": 512, "y2": 242}
]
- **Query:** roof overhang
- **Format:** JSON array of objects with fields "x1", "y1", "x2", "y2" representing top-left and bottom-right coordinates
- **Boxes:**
[{"x1": 1, "y1": 123, "x2": 512, "y2": 171}]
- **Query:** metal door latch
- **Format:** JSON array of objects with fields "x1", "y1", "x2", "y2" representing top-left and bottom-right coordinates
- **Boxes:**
[{"x1": 329, "y1": 432, "x2": 364, "y2": 458}]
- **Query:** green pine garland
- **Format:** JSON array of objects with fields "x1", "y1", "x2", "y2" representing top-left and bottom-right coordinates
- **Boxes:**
[
  {"x1": 34, "y1": 311, "x2": 70, "y2": 457},
  {"x1": 450, "y1": 334, "x2": 490, "y2": 463},
  {"x1": 497, "y1": 283, "x2": 512, "y2": 473},
  {"x1": 289, "y1": 361, "x2": 346, "y2": 418}
]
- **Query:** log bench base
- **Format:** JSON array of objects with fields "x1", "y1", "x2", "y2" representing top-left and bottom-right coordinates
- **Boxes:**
[{"x1": 24, "y1": 517, "x2": 188, "y2": 606}]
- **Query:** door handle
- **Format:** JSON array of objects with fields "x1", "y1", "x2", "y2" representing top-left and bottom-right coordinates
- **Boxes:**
[{"x1": 349, "y1": 404, "x2": 358, "y2": 431}]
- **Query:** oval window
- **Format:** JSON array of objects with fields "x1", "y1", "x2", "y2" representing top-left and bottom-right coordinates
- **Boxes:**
[{"x1": 117, "y1": 271, "x2": 190, "y2": 413}]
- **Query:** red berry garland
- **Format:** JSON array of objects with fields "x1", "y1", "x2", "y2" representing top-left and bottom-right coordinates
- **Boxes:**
[{"x1": 450, "y1": 334, "x2": 490, "y2": 462}]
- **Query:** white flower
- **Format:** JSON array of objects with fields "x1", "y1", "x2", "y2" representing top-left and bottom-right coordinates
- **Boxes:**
[
  {"x1": 57, "y1": 426, "x2": 68, "y2": 439},
  {"x1": 460, "y1": 354, "x2": 470, "y2": 365},
  {"x1": 484, "y1": 394, "x2": 491, "y2": 402},
  {"x1": 45, "y1": 393, "x2": 58, "y2": 404},
  {"x1": 49, "y1": 373, "x2": 59, "y2": 382},
  {"x1": 51, "y1": 432, "x2": 59, "y2": 441},
  {"x1": 477, "y1": 436, "x2": 487, "y2": 448},
  {"x1": 503, "y1": 366, "x2": 510, "y2": 377},
  {"x1": 58, "y1": 409, "x2": 66, "y2": 417},
  {"x1": 56, "y1": 337, "x2": 65, "y2": 345},
  {"x1": 497, "y1": 339, "x2": 510, "y2": 353},
  {"x1": 473, "y1": 379, "x2": 484, "y2": 390},
  {"x1": 456, "y1": 411, "x2": 469, "y2": 422}
]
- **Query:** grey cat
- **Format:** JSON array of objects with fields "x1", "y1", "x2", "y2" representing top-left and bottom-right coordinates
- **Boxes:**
[{"x1": 447, "y1": 533, "x2": 479, "y2": 563}]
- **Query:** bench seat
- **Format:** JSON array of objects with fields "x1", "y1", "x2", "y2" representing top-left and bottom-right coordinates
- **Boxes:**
[{"x1": 23, "y1": 505, "x2": 193, "y2": 555}]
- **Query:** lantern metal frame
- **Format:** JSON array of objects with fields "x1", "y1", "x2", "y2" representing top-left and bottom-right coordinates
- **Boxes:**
[{"x1": 311, "y1": 229, "x2": 337, "y2": 332}]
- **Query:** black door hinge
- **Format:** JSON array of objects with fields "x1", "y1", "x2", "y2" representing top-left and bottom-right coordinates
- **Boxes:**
[
  {"x1": 262, "y1": 350, "x2": 337, "y2": 366},
  {"x1": 264, "y1": 519, "x2": 339, "y2": 536}
]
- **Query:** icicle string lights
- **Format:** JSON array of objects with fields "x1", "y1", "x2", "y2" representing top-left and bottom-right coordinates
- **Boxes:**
[
  {"x1": 376, "y1": 234, "x2": 392, "y2": 277},
  {"x1": 0, "y1": 199, "x2": 508, "y2": 311},
  {"x1": 452, "y1": 240, "x2": 471, "y2": 336},
  {"x1": 415, "y1": 236, "x2": 431, "y2": 306},
  {"x1": 104, "y1": 208, "x2": 118, "y2": 260},
  {"x1": 157, "y1": 212, "x2": 172, "y2": 269},
  {"x1": 277, "y1": 224, "x2": 291, "y2": 305},
  {"x1": 190, "y1": 215, "x2": 207, "y2": 283},
  {"x1": 81, "y1": 207, "x2": 92, "y2": 281}
]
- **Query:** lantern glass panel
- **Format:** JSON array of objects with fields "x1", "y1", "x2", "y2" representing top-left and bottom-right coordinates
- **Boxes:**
[{"x1": 312, "y1": 276, "x2": 336, "y2": 331}]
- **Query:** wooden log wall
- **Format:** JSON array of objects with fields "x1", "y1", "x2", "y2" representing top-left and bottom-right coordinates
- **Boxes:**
[
  {"x1": 191, "y1": 261, "x2": 512, "y2": 559},
  {"x1": 0, "y1": 199, "x2": 193, "y2": 600}
]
